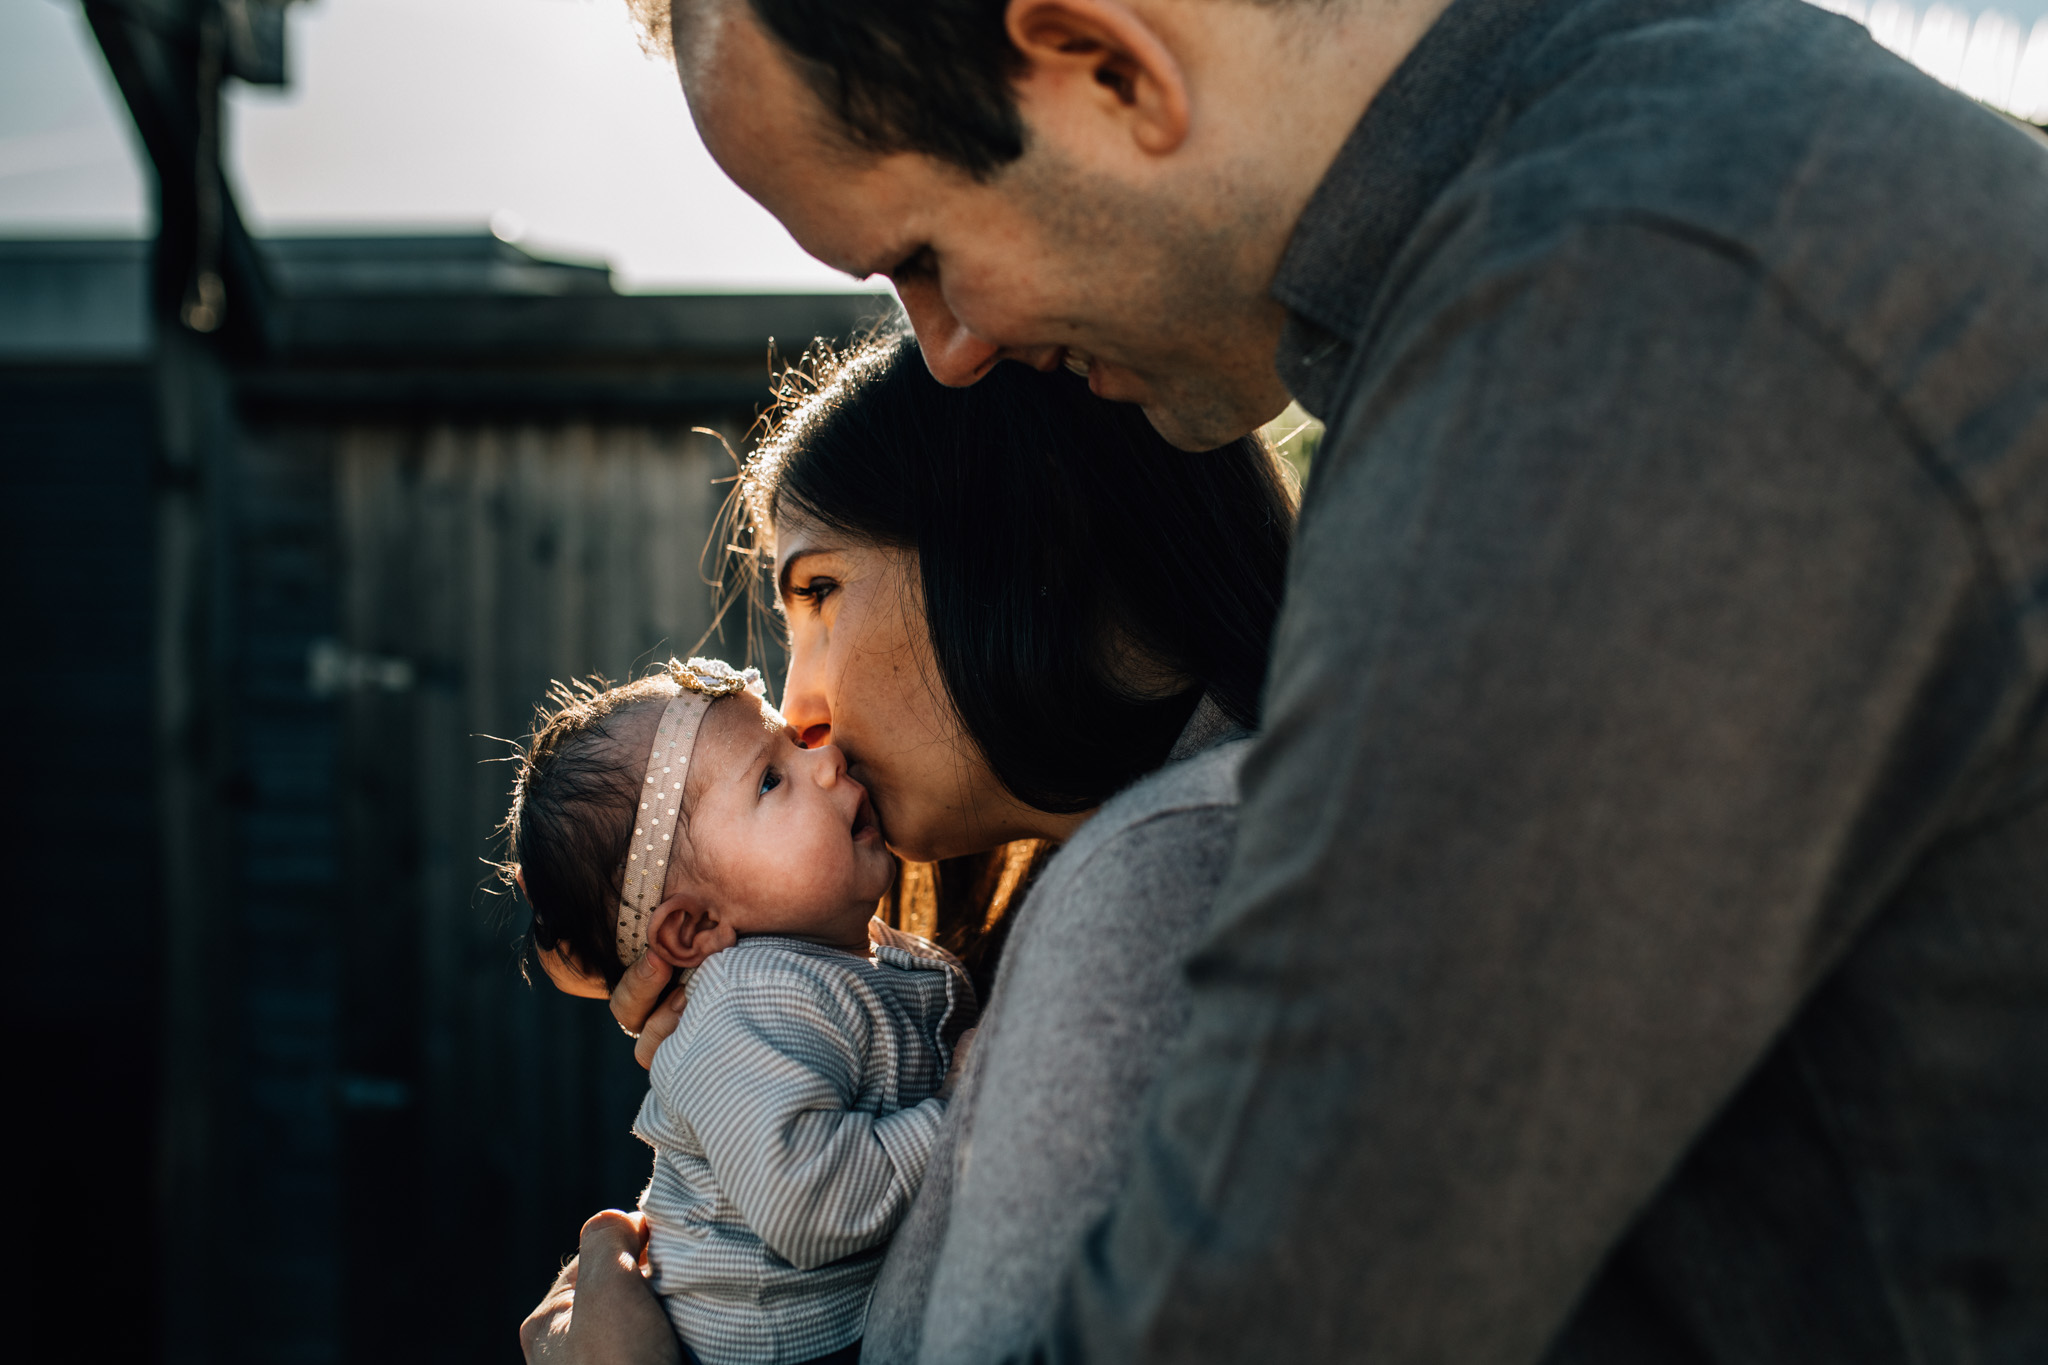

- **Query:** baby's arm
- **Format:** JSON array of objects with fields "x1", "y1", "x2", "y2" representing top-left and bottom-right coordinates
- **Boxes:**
[{"x1": 660, "y1": 974, "x2": 944, "y2": 1271}]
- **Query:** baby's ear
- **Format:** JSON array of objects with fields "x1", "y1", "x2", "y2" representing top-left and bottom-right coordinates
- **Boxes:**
[{"x1": 647, "y1": 891, "x2": 735, "y2": 970}]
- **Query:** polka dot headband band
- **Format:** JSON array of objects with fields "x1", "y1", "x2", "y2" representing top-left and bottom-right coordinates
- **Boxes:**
[{"x1": 616, "y1": 657, "x2": 765, "y2": 967}]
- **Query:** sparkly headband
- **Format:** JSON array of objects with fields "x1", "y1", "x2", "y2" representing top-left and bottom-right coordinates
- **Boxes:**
[{"x1": 615, "y1": 657, "x2": 765, "y2": 967}]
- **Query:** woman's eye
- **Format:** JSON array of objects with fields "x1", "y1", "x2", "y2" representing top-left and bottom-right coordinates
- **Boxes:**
[
  {"x1": 759, "y1": 767, "x2": 783, "y2": 797},
  {"x1": 789, "y1": 578, "x2": 838, "y2": 611}
]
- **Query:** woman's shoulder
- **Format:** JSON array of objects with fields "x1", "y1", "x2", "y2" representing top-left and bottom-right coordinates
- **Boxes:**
[
  {"x1": 1057, "y1": 734, "x2": 1252, "y2": 869},
  {"x1": 1020, "y1": 734, "x2": 1252, "y2": 932}
]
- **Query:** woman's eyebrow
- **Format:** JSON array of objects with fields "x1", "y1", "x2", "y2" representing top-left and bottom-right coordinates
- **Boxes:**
[{"x1": 775, "y1": 546, "x2": 838, "y2": 599}]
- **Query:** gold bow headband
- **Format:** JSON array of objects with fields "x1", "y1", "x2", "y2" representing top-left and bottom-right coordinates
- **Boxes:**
[{"x1": 616, "y1": 657, "x2": 765, "y2": 967}]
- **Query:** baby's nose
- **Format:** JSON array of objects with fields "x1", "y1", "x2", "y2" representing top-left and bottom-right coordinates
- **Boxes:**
[{"x1": 809, "y1": 743, "x2": 846, "y2": 785}]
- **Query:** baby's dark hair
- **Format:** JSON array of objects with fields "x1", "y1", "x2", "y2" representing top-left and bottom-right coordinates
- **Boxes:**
[{"x1": 499, "y1": 670, "x2": 684, "y2": 991}]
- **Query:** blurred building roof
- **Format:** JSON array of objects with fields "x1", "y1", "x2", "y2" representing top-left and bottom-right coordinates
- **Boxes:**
[
  {"x1": 260, "y1": 233, "x2": 616, "y2": 297},
  {"x1": 0, "y1": 232, "x2": 895, "y2": 409},
  {"x1": 0, "y1": 238, "x2": 150, "y2": 361}
]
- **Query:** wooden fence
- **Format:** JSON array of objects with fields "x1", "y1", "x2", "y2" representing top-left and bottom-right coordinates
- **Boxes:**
[{"x1": 321, "y1": 417, "x2": 757, "y2": 1354}]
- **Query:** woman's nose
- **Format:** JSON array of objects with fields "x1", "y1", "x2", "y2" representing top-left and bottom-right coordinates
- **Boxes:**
[
  {"x1": 897, "y1": 280, "x2": 1002, "y2": 388},
  {"x1": 779, "y1": 649, "x2": 833, "y2": 750}
]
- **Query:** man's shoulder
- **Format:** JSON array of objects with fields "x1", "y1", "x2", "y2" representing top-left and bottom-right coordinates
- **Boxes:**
[
  {"x1": 1310, "y1": 0, "x2": 2048, "y2": 558},
  {"x1": 1452, "y1": 0, "x2": 2048, "y2": 300}
]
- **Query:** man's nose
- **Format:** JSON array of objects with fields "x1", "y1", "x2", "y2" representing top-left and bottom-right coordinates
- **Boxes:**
[{"x1": 896, "y1": 280, "x2": 1003, "y2": 388}]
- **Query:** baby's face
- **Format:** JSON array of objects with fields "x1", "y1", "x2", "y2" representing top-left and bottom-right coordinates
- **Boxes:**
[{"x1": 673, "y1": 692, "x2": 896, "y2": 949}]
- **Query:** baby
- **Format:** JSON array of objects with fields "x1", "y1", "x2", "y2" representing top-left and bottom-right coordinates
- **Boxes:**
[{"x1": 503, "y1": 657, "x2": 976, "y2": 1365}]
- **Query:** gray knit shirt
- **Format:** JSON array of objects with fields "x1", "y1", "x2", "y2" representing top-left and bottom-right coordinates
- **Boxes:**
[{"x1": 861, "y1": 699, "x2": 1249, "y2": 1364}]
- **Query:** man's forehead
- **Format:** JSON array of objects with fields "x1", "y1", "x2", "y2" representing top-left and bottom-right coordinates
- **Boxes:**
[
  {"x1": 671, "y1": 0, "x2": 896, "y2": 218},
  {"x1": 671, "y1": 0, "x2": 821, "y2": 134}
]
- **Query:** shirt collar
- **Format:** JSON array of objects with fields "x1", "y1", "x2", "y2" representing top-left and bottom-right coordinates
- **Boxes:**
[
  {"x1": 1166, "y1": 691, "x2": 1248, "y2": 763},
  {"x1": 1270, "y1": 0, "x2": 1583, "y2": 413}
]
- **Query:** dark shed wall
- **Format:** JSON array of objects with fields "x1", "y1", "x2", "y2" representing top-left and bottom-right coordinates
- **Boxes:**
[
  {"x1": 323, "y1": 415, "x2": 751, "y2": 1358},
  {"x1": 171, "y1": 406, "x2": 761, "y2": 1363},
  {"x1": 0, "y1": 366, "x2": 161, "y2": 1359},
  {"x1": 147, "y1": 401, "x2": 761, "y2": 1365},
  {"x1": 5, "y1": 235, "x2": 868, "y2": 1363}
]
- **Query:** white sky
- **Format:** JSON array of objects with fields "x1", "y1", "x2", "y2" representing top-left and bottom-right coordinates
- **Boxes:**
[
  {"x1": 2, "y1": 0, "x2": 2043, "y2": 289},
  {"x1": 0, "y1": 0, "x2": 151, "y2": 235},
  {"x1": 0, "y1": 0, "x2": 865, "y2": 291}
]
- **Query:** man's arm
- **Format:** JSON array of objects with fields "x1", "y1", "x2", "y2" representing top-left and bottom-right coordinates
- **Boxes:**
[{"x1": 1039, "y1": 222, "x2": 1998, "y2": 1361}]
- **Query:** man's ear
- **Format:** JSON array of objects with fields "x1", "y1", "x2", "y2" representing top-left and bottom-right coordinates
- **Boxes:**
[
  {"x1": 1006, "y1": 0, "x2": 1190, "y2": 156},
  {"x1": 646, "y1": 891, "x2": 737, "y2": 970}
]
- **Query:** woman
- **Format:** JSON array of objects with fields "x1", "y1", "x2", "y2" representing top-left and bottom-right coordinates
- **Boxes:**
[{"x1": 521, "y1": 334, "x2": 1294, "y2": 1365}]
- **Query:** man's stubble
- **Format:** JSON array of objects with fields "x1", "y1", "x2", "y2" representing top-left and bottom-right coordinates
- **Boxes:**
[{"x1": 1006, "y1": 143, "x2": 1297, "y2": 450}]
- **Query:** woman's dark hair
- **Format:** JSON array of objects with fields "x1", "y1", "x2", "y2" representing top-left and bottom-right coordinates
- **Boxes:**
[{"x1": 736, "y1": 332, "x2": 1295, "y2": 817}]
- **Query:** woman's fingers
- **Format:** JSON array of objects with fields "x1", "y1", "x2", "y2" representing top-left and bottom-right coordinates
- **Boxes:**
[
  {"x1": 632, "y1": 981, "x2": 689, "y2": 1071},
  {"x1": 609, "y1": 951, "x2": 673, "y2": 1038}
]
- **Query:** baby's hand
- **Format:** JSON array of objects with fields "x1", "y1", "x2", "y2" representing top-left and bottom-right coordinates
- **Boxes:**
[{"x1": 939, "y1": 1026, "x2": 977, "y2": 1100}]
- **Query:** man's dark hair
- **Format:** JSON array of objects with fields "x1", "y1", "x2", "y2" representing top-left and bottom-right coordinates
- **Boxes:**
[
  {"x1": 738, "y1": 333, "x2": 1296, "y2": 814},
  {"x1": 632, "y1": 0, "x2": 1028, "y2": 176}
]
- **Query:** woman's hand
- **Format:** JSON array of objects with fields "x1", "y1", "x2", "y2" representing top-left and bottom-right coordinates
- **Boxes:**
[
  {"x1": 518, "y1": 1211, "x2": 679, "y2": 1365},
  {"x1": 611, "y1": 951, "x2": 689, "y2": 1071}
]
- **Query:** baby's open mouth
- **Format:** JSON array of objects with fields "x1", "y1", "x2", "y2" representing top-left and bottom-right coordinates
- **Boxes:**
[{"x1": 851, "y1": 792, "x2": 879, "y2": 843}]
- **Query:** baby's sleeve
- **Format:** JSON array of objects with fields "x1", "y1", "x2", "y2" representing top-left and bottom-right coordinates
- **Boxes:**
[{"x1": 657, "y1": 964, "x2": 944, "y2": 1271}]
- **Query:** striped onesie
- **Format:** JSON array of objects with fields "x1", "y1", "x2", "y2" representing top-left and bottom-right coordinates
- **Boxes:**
[{"x1": 634, "y1": 921, "x2": 976, "y2": 1365}]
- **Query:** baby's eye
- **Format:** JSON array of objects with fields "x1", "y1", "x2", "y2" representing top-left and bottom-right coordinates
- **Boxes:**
[{"x1": 759, "y1": 766, "x2": 783, "y2": 797}]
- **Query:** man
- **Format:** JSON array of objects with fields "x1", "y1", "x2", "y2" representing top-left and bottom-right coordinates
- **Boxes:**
[{"x1": 529, "y1": 0, "x2": 2048, "y2": 1360}]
